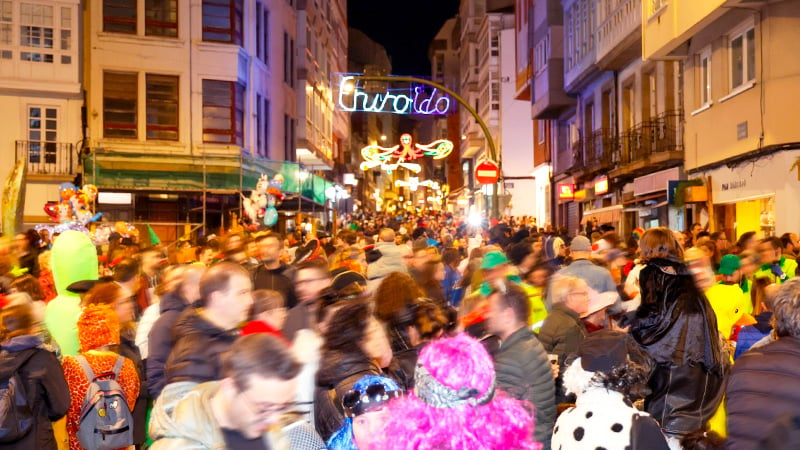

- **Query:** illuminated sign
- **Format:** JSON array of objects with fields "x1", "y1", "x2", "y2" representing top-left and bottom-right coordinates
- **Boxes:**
[
  {"x1": 337, "y1": 75, "x2": 451, "y2": 115},
  {"x1": 594, "y1": 177, "x2": 608, "y2": 195},
  {"x1": 360, "y1": 134, "x2": 453, "y2": 174},
  {"x1": 574, "y1": 189, "x2": 587, "y2": 201},
  {"x1": 557, "y1": 184, "x2": 575, "y2": 200}
]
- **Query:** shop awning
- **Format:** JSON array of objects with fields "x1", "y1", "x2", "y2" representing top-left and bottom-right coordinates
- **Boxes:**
[{"x1": 581, "y1": 204, "x2": 622, "y2": 225}]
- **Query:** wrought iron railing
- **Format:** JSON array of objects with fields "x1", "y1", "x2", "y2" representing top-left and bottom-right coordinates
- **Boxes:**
[
  {"x1": 586, "y1": 128, "x2": 616, "y2": 169},
  {"x1": 15, "y1": 140, "x2": 76, "y2": 175},
  {"x1": 613, "y1": 110, "x2": 683, "y2": 165}
]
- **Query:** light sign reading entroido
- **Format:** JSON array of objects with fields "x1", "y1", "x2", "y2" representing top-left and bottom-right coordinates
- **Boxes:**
[{"x1": 335, "y1": 73, "x2": 452, "y2": 115}]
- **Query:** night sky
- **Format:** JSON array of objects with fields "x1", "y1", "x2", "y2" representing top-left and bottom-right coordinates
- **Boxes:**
[{"x1": 347, "y1": 0, "x2": 460, "y2": 75}]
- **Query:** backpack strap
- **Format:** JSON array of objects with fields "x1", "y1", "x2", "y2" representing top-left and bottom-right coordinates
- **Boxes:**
[
  {"x1": 111, "y1": 356, "x2": 124, "y2": 379},
  {"x1": 75, "y1": 355, "x2": 96, "y2": 381}
]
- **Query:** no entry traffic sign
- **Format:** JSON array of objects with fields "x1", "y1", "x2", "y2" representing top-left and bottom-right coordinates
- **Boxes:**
[{"x1": 475, "y1": 160, "x2": 500, "y2": 185}]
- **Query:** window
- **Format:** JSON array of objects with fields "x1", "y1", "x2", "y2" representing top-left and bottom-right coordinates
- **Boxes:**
[
  {"x1": 1, "y1": 1, "x2": 12, "y2": 59},
  {"x1": 20, "y1": 3, "x2": 54, "y2": 63},
  {"x1": 283, "y1": 32, "x2": 294, "y2": 86},
  {"x1": 255, "y1": 94, "x2": 270, "y2": 158},
  {"x1": 202, "y1": 0, "x2": 243, "y2": 45},
  {"x1": 28, "y1": 106, "x2": 58, "y2": 164},
  {"x1": 729, "y1": 25, "x2": 755, "y2": 91},
  {"x1": 698, "y1": 46, "x2": 711, "y2": 107},
  {"x1": 104, "y1": 71, "x2": 138, "y2": 138},
  {"x1": 145, "y1": 74, "x2": 179, "y2": 140},
  {"x1": 145, "y1": 0, "x2": 177, "y2": 37},
  {"x1": 103, "y1": 0, "x2": 136, "y2": 34},
  {"x1": 256, "y1": 3, "x2": 268, "y2": 65},
  {"x1": 533, "y1": 34, "x2": 549, "y2": 75},
  {"x1": 284, "y1": 114, "x2": 295, "y2": 160},
  {"x1": 202, "y1": 79, "x2": 244, "y2": 145},
  {"x1": 538, "y1": 120, "x2": 545, "y2": 144},
  {"x1": 647, "y1": 0, "x2": 667, "y2": 19},
  {"x1": 263, "y1": 97, "x2": 270, "y2": 157},
  {"x1": 60, "y1": 6, "x2": 70, "y2": 63}
]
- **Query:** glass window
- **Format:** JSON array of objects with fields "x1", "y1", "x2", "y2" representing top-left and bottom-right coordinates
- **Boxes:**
[
  {"x1": 145, "y1": 0, "x2": 177, "y2": 37},
  {"x1": 146, "y1": 74, "x2": 179, "y2": 140},
  {"x1": 104, "y1": 71, "x2": 138, "y2": 138},
  {"x1": 28, "y1": 106, "x2": 58, "y2": 164},
  {"x1": 202, "y1": 0, "x2": 242, "y2": 45},
  {"x1": 1, "y1": 1, "x2": 13, "y2": 58},
  {"x1": 698, "y1": 47, "x2": 711, "y2": 107},
  {"x1": 202, "y1": 79, "x2": 244, "y2": 145},
  {"x1": 730, "y1": 25, "x2": 755, "y2": 91},
  {"x1": 103, "y1": 0, "x2": 136, "y2": 34}
]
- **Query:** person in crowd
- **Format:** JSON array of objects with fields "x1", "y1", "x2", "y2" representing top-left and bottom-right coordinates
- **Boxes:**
[
  {"x1": 726, "y1": 278, "x2": 800, "y2": 449},
  {"x1": 241, "y1": 289, "x2": 288, "y2": 338},
  {"x1": 441, "y1": 247, "x2": 463, "y2": 307},
  {"x1": 756, "y1": 236, "x2": 797, "y2": 284},
  {"x1": 282, "y1": 259, "x2": 332, "y2": 341},
  {"x1": 365, "y1": 228, "x2": 408, "y2": 294},
  {"x1": 734, "y1": 278, "x2": 779, "y2": 359},
  {"x1": 136, "y1": 246, "x2": 164, "y2": 314},
  {"x1": 737, "y1": 250, "x2": 760, "y2": 312},
  {"x1": 252, "y1": 233, "x2": 299, "y2": 309},
  {"x1": 149, "y1": 333, "x2": 313, "y2": 449},
  {"x1": 413, "y1": 256, "x2": 447, "y2": 306},
  {"x1": 314, "y1": 300, "x2": 383, "y2": 441},
  {"x1": 781, "y1": 232, "x2": 799, "y2": 261},
  {"x1": 36, "y1": 250, "x2": 57, "y2": 303},
  {"x1": 685, "y1": 246, "x2": 717, "y2": 292},
  {"x1": 689, "y1": 223, "x2": 704, "y2": 247},
  {"x1": 538, "y1": 275, "x2": 590, "y2": 404},
  {"x1": 486, "y1": 281, "x2": 556, "y2": 449},
  {"x1": 161, "y1": 262, "x2": 252, "y2": 405},
  {"x1": 704, "y1": 254, "x2": 754, "y2": 344},
  {"x1": 710, "y1": 231, "x2": 729, "y2": 265},
  {"x1": 387, "y1": 298, "x2": 449, "y2": 390},
  {"x1": 135, "y1": 264, "x2": 189, "y2": 363},
  {"x1": 380, "y1": 333, "x2": 539, "y2": 449},
  {"x1": 547, "y1": 235, "x2": 618, "y2": 311},
  {"x1": 0, "y1": 303, "x2": 70, "y2": 450},
  {"x1": 327, "y1": 375, "x2": 404, "y2": 450},
  {"x1": 733, "y1": 231, "x2": 758, "y2": 255},
  {"x1": 10, "y1": 274, "x2": 45, "y2": 305},
  {"x1": 552, "y1": 330, "x2": 669, "y2": 450},
  {"x1": 14, "y1": 230, "x2": 40, "y2": 278},
  {"x1": 626, "y1": 227, "x2": 726, "y2": 443},
  {"x1": 373, "y1": 272, "x2": 425, "y2": 352},
  {"x1": 113, "y1": 258, "x2": 140, "y2": 307},
  {"x1": 44, "y1": 230, "x2": 99, "y2": 357},
  {"x1": 62, "y1": 304, "x2": 139, "y2": 450}
]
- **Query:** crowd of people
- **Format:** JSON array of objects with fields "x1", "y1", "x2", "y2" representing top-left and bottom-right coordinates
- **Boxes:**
[{"x1": 0, "y1": 212, "x2": 799, "y2": 450}]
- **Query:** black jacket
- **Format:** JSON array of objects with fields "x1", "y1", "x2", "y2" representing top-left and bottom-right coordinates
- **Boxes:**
[
  {"x1": 252, "y1": 262, "x2": 298, "y2": 308},
  {"x1": 726, "y1": 336, "x2": 800, "y2": 450},
  {"x1": 313, "y1": 350, "x2": 380, "y2": 441},
  {"x1": 0, "y1": 335, "x2": 70, "y2": 450},
  {"x1": 495, "y1": 327, "x2": 557, "y2": 450},
  {"x1": 146, "y1": 290, "x2": 189, "y2": 398},
  {"x1": 387, "y1": 345, "x2": 422, "y2": 391},
  {"x1": 164, "y1": 308, "x2": 239, "y2": 386},
  {"x1": 627, "y1": 258, "x2": 726, "y2": 436},
  {"x1": 120, "y1": 332, "x2": 147, "y2": 445}
]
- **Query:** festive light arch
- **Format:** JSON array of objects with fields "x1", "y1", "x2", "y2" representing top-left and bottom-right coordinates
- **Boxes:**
[{"x1": 360, "y1": 133, "x2": 453, "y2": 174}]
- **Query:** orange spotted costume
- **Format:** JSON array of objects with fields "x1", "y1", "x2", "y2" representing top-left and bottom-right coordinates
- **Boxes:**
[{"x1": 62, "y1": 305, "x2": 140, "y2": 450}]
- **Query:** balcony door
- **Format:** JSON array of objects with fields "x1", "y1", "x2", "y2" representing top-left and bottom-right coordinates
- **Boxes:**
[{"x1": 28, "y1": 106, "x2": 58, "y2": 166}]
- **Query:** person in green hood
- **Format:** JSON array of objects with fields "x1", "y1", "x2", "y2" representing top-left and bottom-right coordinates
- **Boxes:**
[{"x1": 44, "y1": 230, "x2": 99, "y2": 356}]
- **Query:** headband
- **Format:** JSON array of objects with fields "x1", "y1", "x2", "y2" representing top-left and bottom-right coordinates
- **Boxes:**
[{"x1": 414, "y1": 365, "x2": 495, "y2": 408}]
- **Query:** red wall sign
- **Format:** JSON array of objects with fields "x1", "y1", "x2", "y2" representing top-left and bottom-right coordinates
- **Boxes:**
[
  {"x1": 557, "y1": 183, "x2": 575, "y2": 200},
  {"x1": 475, "y1": 160, "x2": 500, "y2": 184}
]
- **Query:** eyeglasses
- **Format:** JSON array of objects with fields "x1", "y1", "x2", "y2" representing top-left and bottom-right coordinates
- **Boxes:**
[
  {"x1": 342, "y1": 383, "x2": 402, "y2": 418},
  {"x1": 238, "y1": 390, "x2": 294, "y2": 418}
]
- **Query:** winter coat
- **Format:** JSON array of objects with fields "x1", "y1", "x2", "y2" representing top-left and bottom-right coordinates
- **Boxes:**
[
  {"x1": 494, "y1": 327, "x2": 557, "y2": 450},
  {"x1": 252, "y1": 262, "x2": 299, "y2": 309},
  {"x1": 365, "y1": 242, "x2": 408, "y2": 294},
  {"x1": 552, "y1": 388, "x2": 669, "y2": 450},
  {"x1": 164, "y1": 308, "x2": 239, "y2": 386},
  {"x1": 733, "y1": 311, "x2": 772, "y2": 360},
  {"x1": 538, "y1": 303, "x2": 587, "y2": 403},
  {"x1": 120, "y1": 333, "x2": 148, "y2": 445},
  {"x1": 149, "y1": 380, "x2": 290, "y2": 450},
  {"x1": 313, "y1": 350, "x2": 380, "y2": 441},
  {"x1": 726, "y1": 336, "x2": 800, "y2": 449},
  {"x1": 0, "y1": 335, "x2": 70, "y2": 450},
  {"x1": 146, "y1": 291, "x2": 189, "y2": 398},
  {"x1": 387, "y1": 345, "x2": 421, "y2": 391},
  {"x1": 627, "y1": 257, "x2": 726, "y2": 436}
]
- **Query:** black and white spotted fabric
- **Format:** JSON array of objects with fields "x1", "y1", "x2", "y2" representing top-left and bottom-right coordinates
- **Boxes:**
[{"x1": 551, "y1": 388, "x2": 669, "y2": 450}]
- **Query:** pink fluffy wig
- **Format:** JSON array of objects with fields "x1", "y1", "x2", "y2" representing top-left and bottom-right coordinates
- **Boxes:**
[{"x1": 381, "y1": 333, "x2": 541, "y2": 450}]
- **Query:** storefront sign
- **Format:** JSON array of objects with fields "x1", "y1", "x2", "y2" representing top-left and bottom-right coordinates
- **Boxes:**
[
  {"x1": 721, "y1": 180, "x2": 746, "y2": 191},
  {"x1": 594, "y1": 177, "x2": 608, "y2": 195},
  {"x1": 557, "y1": 184, "x2": 575, "y2": 200},
  {"x1": 574, "y1": 189, "x2": 587, "y2": 201}
]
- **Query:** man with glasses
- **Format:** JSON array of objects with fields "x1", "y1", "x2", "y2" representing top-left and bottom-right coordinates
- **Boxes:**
[
  {"x1": 282, "y1": 259, "x2": 333, "y2": 341},
  {"x1": 150, "y1": 334, "x2": 307, "y2": 449}
]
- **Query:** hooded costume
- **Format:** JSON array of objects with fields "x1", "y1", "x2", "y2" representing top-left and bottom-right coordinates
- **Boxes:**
[{"x1": 44, "y1": 231, "x2": 98, "y2": 357}]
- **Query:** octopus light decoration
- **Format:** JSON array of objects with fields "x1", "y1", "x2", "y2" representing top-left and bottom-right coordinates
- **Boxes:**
[{"x1": 360, "y1": 133, "x2": 453, "y2": 173}]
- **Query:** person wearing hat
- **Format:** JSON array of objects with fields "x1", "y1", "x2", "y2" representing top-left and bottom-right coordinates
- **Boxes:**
[
  {"x1": 704, "y1": 254, "x2": 757, "y2": 345},
  {"x1": 546, "y1": 235, "x2": 619, "y2": 311},
  {"x1": 552, "y1": 330, "x2": 669, "y2": 450},
  {"x1": 327, "y1": 375, "x2": 404, "y2": 450}
]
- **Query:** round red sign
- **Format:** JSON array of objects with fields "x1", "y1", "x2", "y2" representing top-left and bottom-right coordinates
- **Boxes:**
[{"x1": 475, "y1": 160, "x2": 500, "y2": 185}]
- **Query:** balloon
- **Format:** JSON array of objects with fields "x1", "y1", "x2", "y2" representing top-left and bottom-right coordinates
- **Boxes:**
[{"x1": 263, "y1": 207, "x2": 278, "y2": 226}]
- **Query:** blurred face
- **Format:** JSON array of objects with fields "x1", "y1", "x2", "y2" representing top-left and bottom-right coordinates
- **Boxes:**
[
  {"x1": 14, "y1": 234, "x2": 28, "y2": 252},
  {"x1": 353, "y1": 408, "x2": 392, "y2": 450},
  {"x1": 673, "y1": 231, "x2": 686, "y2": 249},
  {"x1": 259, "y1": 307, "x2": 288, "y2": 330},
  {"x1": 740, "y1": 257, "x2": 758, "y2": 277},
  {"x1": 141, "y1": 250, "x2": 163, "y2": 274},
  {"x1": 563, "y1": 283, "x2": 590, "y2": 316},
  {"x1": 759, "y1": 242, "x2": 781, "y2": 264},
  {"x1": 715, "y1": 234, "x2": 729, "y2": 251},
  {"x1": 721, "y1": 270, "x2": 741, "y2": 284},
  {"x1": 485, "y1": 293, "x2": 509, "y2": 336},
  {"x1": 433, "y1": 262, "x2": 446, "y2": 282},
  {"x1": 114, "y1": 292, "x2": 136, "y2": 324},
  {"x1": 295, "y1": 268, "x2": 330, "y2": 304},
  {"x1": 483, "y1": 264, "x2": 506, "y2": 283},
  {"x1": 528, "y1": 268, "x2": 549, "y2": 287},
  {"x1": 231, "y1": 375, "x2": 297, "y2": 438},
  {"x1": 257, "y1": 237, "x2": 282, "y2": 263},
  {"x1": 213, "y1": 274, "x2": 253, "y2": 328},
  {"x1": 199, "y1": 248, "x2": 215, "y2": 265}
]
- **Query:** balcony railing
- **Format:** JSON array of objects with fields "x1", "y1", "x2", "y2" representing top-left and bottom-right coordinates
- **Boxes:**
[
  {"x1": 587, "y1": 129, "x2": 616, "y2": 169},
  {"x1": 613, "y1": 110, "x2": 684, "y2": 166},
  {"x1": 16, "y1": 140, "x2": 76, "y2": 176},
  {"x1": 571, "y1": 139, "x2": 585, "y2": 172}
]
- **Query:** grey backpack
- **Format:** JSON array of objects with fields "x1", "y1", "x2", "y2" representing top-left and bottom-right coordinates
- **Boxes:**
[{"x1": 75, "y1": 355, "x2": 134, "y2": 450}]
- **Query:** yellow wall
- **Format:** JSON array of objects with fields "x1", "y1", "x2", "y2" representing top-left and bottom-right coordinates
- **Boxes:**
[
  {"x1": 735, "y1": 199, "x2": 760, "y2": 240},
  {"x1": 642, "y1": 0, "x2": 726, "y2": 60}
]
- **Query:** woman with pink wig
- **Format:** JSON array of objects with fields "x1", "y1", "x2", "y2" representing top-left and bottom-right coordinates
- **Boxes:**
[{"x1": 380, "y1": 333, "x2": 541, "y2": 450}]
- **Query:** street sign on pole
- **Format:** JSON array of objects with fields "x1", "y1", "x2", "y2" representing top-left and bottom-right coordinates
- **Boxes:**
[{"x1": 475, "y1": 160, "x2": 500, "y2": 185}]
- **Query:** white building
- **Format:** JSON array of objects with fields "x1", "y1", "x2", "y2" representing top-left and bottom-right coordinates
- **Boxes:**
[{"x1": 0, "y1": 0, "x2": 82, "y2": 231}]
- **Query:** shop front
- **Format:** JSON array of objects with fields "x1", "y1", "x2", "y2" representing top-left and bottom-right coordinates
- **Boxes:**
[
  {"x1": 690, "y1": 149, "x2": 800, "y2": 239},
  {"x1": 623, "y1": 167, "x2": 684, "y2": 233}
]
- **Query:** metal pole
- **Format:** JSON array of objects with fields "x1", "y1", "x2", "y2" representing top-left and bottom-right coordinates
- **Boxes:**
[{"x1": 353, "y1": 75, "x2": 501, "y2": 219}]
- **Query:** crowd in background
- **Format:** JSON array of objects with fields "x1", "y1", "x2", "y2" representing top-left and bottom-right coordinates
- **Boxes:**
[{"x1": 1, "y1": 212, "x2": 800, "y2": 450}]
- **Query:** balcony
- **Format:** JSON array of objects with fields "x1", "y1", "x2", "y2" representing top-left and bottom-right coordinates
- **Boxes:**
[
  {"x1": 610, "y1": 110, "x2": 684, "y2": 180},
  {"x1": 586, "y1": 129, "x2": 616, "y2": 171},
  {"x1": 16, "y1": 140, "x2": 76, "y2": 177},
  {"x1": 596, "y1": 0, "x2": 642, "y2": 70},
  {"x1": 570, "y1": 139, "x2": 585, "y2": 173}
]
